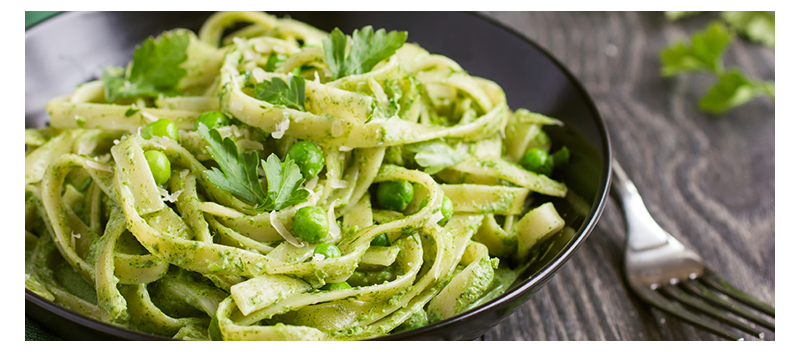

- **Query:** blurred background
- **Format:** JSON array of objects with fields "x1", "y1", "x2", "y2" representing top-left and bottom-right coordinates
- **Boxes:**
[{"x1": 478, "y1": 11, "x2": 774, "y2": 341}]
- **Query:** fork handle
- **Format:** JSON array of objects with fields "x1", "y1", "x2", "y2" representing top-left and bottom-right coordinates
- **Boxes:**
[{"x1": 611, "y1": 159, "x2": 671, "y2": 252}]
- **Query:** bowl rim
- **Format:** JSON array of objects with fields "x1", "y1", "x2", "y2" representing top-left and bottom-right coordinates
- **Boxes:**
[
  {"x1": 25, "y1": 10, "x2": 612, "y2": 341},
  {"x1": 378, "y1": 11, "x2": 612, "y2": 340}
]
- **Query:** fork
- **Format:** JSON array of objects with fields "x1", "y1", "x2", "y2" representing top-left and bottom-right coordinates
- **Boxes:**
[{"x1": 611, "y1": 159, "x2": 775, "y2": 340}]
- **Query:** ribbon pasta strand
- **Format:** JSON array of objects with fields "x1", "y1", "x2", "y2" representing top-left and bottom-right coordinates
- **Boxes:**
[{"x1": 24, "y1": 11, "x2": 574, "y2": 340}]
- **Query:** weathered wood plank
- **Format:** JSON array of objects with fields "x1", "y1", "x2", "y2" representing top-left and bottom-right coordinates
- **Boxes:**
[{"x1": 481, "y1": 11, "x2": 775, "y2": 341}]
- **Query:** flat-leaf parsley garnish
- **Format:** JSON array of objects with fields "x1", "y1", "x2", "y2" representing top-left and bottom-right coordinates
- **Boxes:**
[
  {"x1": 197, "y1": 124, "x2": 309, "y2": 211},
  {"x1": 323, "y1": 26, "x2": 407, "y2": 80},
  {"x1": 253, "y1": 75, "x2": 307, "y2": 112},
  {"x1": 103, "y1": 31, "x2": 190, "y2": 102}
]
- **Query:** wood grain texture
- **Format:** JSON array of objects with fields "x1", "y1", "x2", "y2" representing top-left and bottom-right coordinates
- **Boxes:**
[{"x1": 479, "y1": 11, "x2": 775, "y2": 341}]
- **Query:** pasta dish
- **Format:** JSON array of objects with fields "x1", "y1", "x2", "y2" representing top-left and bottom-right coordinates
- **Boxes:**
[{"x1": 24, "y1": 11, "x2": 576, "y2": 340}]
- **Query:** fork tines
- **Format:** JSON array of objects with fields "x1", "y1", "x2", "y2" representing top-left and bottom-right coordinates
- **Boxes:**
[{"x1": 655, "y1": 272, "x2": 774, "y2": 340}]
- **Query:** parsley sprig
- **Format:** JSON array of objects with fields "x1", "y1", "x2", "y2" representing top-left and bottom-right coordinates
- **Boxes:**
[
  {"x1": 103, "y1": 31, "x2": 190, "y2": 102},
  {"x1": 323, "y1": 26, "x2": 408, "y2": 80},
  {"x1": 660, "y1": 20, "x2": 774, "y2": 115},
  {"x1": 197, "y1": 124, "x2": 309, "y2": 211},
  {"x1": 253, "y1": 75, "x2": 307, "y2": 112},
  {"x1": 721, "y1": 11, "x2": 775, "y2": 48}
]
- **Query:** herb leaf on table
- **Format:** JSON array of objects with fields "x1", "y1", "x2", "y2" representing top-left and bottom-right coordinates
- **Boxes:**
[
  {"x1": 699, "y1": 69, "x2": 775, "y2": 114},
  {"x1": 660, "y1": 21, "x2": 732, "y2": 76},
  {"x1": 721, "y1": 11, "x2": 775, "y2": 48},
  {"x1": 659, "y1": 18, "x2": 774, "y2": 115}
]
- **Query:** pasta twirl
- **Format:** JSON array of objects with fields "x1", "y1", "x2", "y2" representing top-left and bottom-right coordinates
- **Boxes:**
[{"x1": 25, "y1": 11, "x2": 575, "y2": 340}]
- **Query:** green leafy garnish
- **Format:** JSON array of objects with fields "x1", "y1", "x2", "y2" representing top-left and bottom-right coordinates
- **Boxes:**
[
  {"x1": 721, "y1": 11, "x2": 775, "y2": 48},
  {"x1": 124, "y1": 108, "x2": 140, "y2": 117},
  {"x1": 699, "y1": 69, "x2": 775, "y2": 114},
  {"x1": 253, "y1": 75, "x2": 307, "y2": 112},
  {"x1": 103, "y1": 31, "x2": 190, "y2": 102},
  {"x1": 405, "y1": 140, "x2": 465, "y2": 174},
  {"x1": 660, "y1": 21, "x2": 733, "y2": 76},
  {"x1": 323, "y1": 26, "x2": 408, "y2": 80},
  {"x1": 659, "y1": 20, "x2": 774, "y2": 115},
  {"x1": 265, "y1": 53, "x2": 286, "y2": 72},
  {"x1": 258, "y1": 154, "x2": 310, "y2": 211},
  {"x1": 197, "y1": 124, "x2": 309, "y2": 211},
  {"x1": 197, "y1": 124, "x2": 265, "y2": 205}
]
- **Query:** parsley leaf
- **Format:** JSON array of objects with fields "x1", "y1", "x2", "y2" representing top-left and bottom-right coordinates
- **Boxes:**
[
  {"x1": 660, "y1": 21, "x2": 733, "y2": 76},
  {"x1": 197, "y1": 124, "x2": 266, "y2": 205},
  {"x1": 324, "y1": 28, "x2": 348, "y2": 80},
  {"x1": 699, "y1": 69, "x2": 775, "y2": 114},
  {"x1": 197, "y1": 124, "x2": 309, "y2": 211},
  {"x1": 323, "y1": 26, "x2": 408, "y2": 80},
  {"x1": 124, "y1": 108, "x2": 140, "y2": 117},
  {"x1": 103, "y1": 31, "x2": 190, "y2": 102},
  {"x1": 721, "y1": 11, "x2": 775, "y2": 48},
  {"x1": 256, "y1": 154, "x2": 310, "y2": 211},
  {"x1": 265, "y1": 53, "x2": 286, "y2": 72},
  {"x1": 405, "y1": 140, "x2": 465, "y2": 174},
  {"x1": 253, "y1": 75, "x2": 307, "y2": 112}
]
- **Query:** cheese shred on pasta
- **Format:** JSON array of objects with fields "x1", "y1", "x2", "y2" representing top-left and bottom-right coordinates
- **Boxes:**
[{"x1": 24, "y1": 12, "x2": 573, "y2": 341}]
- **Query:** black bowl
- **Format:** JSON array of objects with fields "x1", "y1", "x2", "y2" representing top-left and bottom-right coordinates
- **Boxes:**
[{"x1": 25, "y1": 11, "x2": 612, "y2": 341}]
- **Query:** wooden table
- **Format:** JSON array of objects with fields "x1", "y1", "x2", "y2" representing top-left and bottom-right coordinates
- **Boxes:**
[{"x1": 479, "y1": 11, "x2": 775, "y2": 341}]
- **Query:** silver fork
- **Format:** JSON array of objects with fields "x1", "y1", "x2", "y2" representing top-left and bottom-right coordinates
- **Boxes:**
[{"x1": 611, "y1": 159, "x2": 775, "y2": 340}]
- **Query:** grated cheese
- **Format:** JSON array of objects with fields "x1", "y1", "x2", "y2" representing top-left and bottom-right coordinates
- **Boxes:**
[
  {"x1": 331, "y1": 179, "x2": 349, "y2": 189},
  {"x1": 271, "y1": 114, "x2": 290, "y2": 139},
  {"x1": 158, "y1": 187, "x2": 183, "y2": 203},
  {"x1": 140, "y1": 111, "x2": 159, "y2": 123},
  {"x1": 252, "y1": 67, "x2": 269, "y2": 83},
  {"x1": 253, "y1": 41, "x2": 270, "y2": 53},
  {"x1": 199, "y1": 202, "x2": 246, "y2": 218},
  {"x1": 86, "y1": 160, "x2": 113, "y2": 173},
  {"x1": 270, "y1": 211, "x2": 304, "y2": 247},
  {"x1": 427, "y1": 210, "x2": 444, "y2": 227},
  {"x1": 327, "y1": 202, "x2": 341, "y2": 240},
  {"x1": 331, "y1": 120, "x2": 343, "y2": 137}
]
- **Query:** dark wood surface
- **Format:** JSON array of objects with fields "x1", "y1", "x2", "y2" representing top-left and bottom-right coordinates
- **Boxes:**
[{"x1": 479, "y1": 11, "x2": 775, "y2": 341}]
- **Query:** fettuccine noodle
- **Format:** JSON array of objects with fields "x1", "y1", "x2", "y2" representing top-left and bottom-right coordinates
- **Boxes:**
[{"x1": 24, "y1": 12, "x2": 573, "y2": 340}]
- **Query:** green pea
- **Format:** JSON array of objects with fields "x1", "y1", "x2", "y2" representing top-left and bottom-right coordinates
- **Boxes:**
[
  {"x1": 376, "y1": 180, "x2": 414, "y2": 211},
  {"x1": 292, "y1": 206, "x2": 329, "y2": 243},
  {"x1": 142, "y1": 118, "x2": 178, "y2": 141},
  {"x1": 439, "y1": 196, "x2": 454, "y2": 225},
  {"x1": 144, "y1": 150, "x2": 171, "y2": 185},
  {"x1": 322, "y1": 282, "x2": 351, "y2": 291},
  {"x1": 520, "y1": 148, "x2": 554, "y2": 176},
  {"x1": 313, "y1": 243, "x2": 341, "y2": 259},
  {"x1": 195, "y1": 111, "x2": 230, "y2": 130},
  {"x1": 285, "y1": 141, "x2": 324, "y2": 180},
  {"x1": 370, "y1": 233, "x2": 391, "y2": 247}
]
